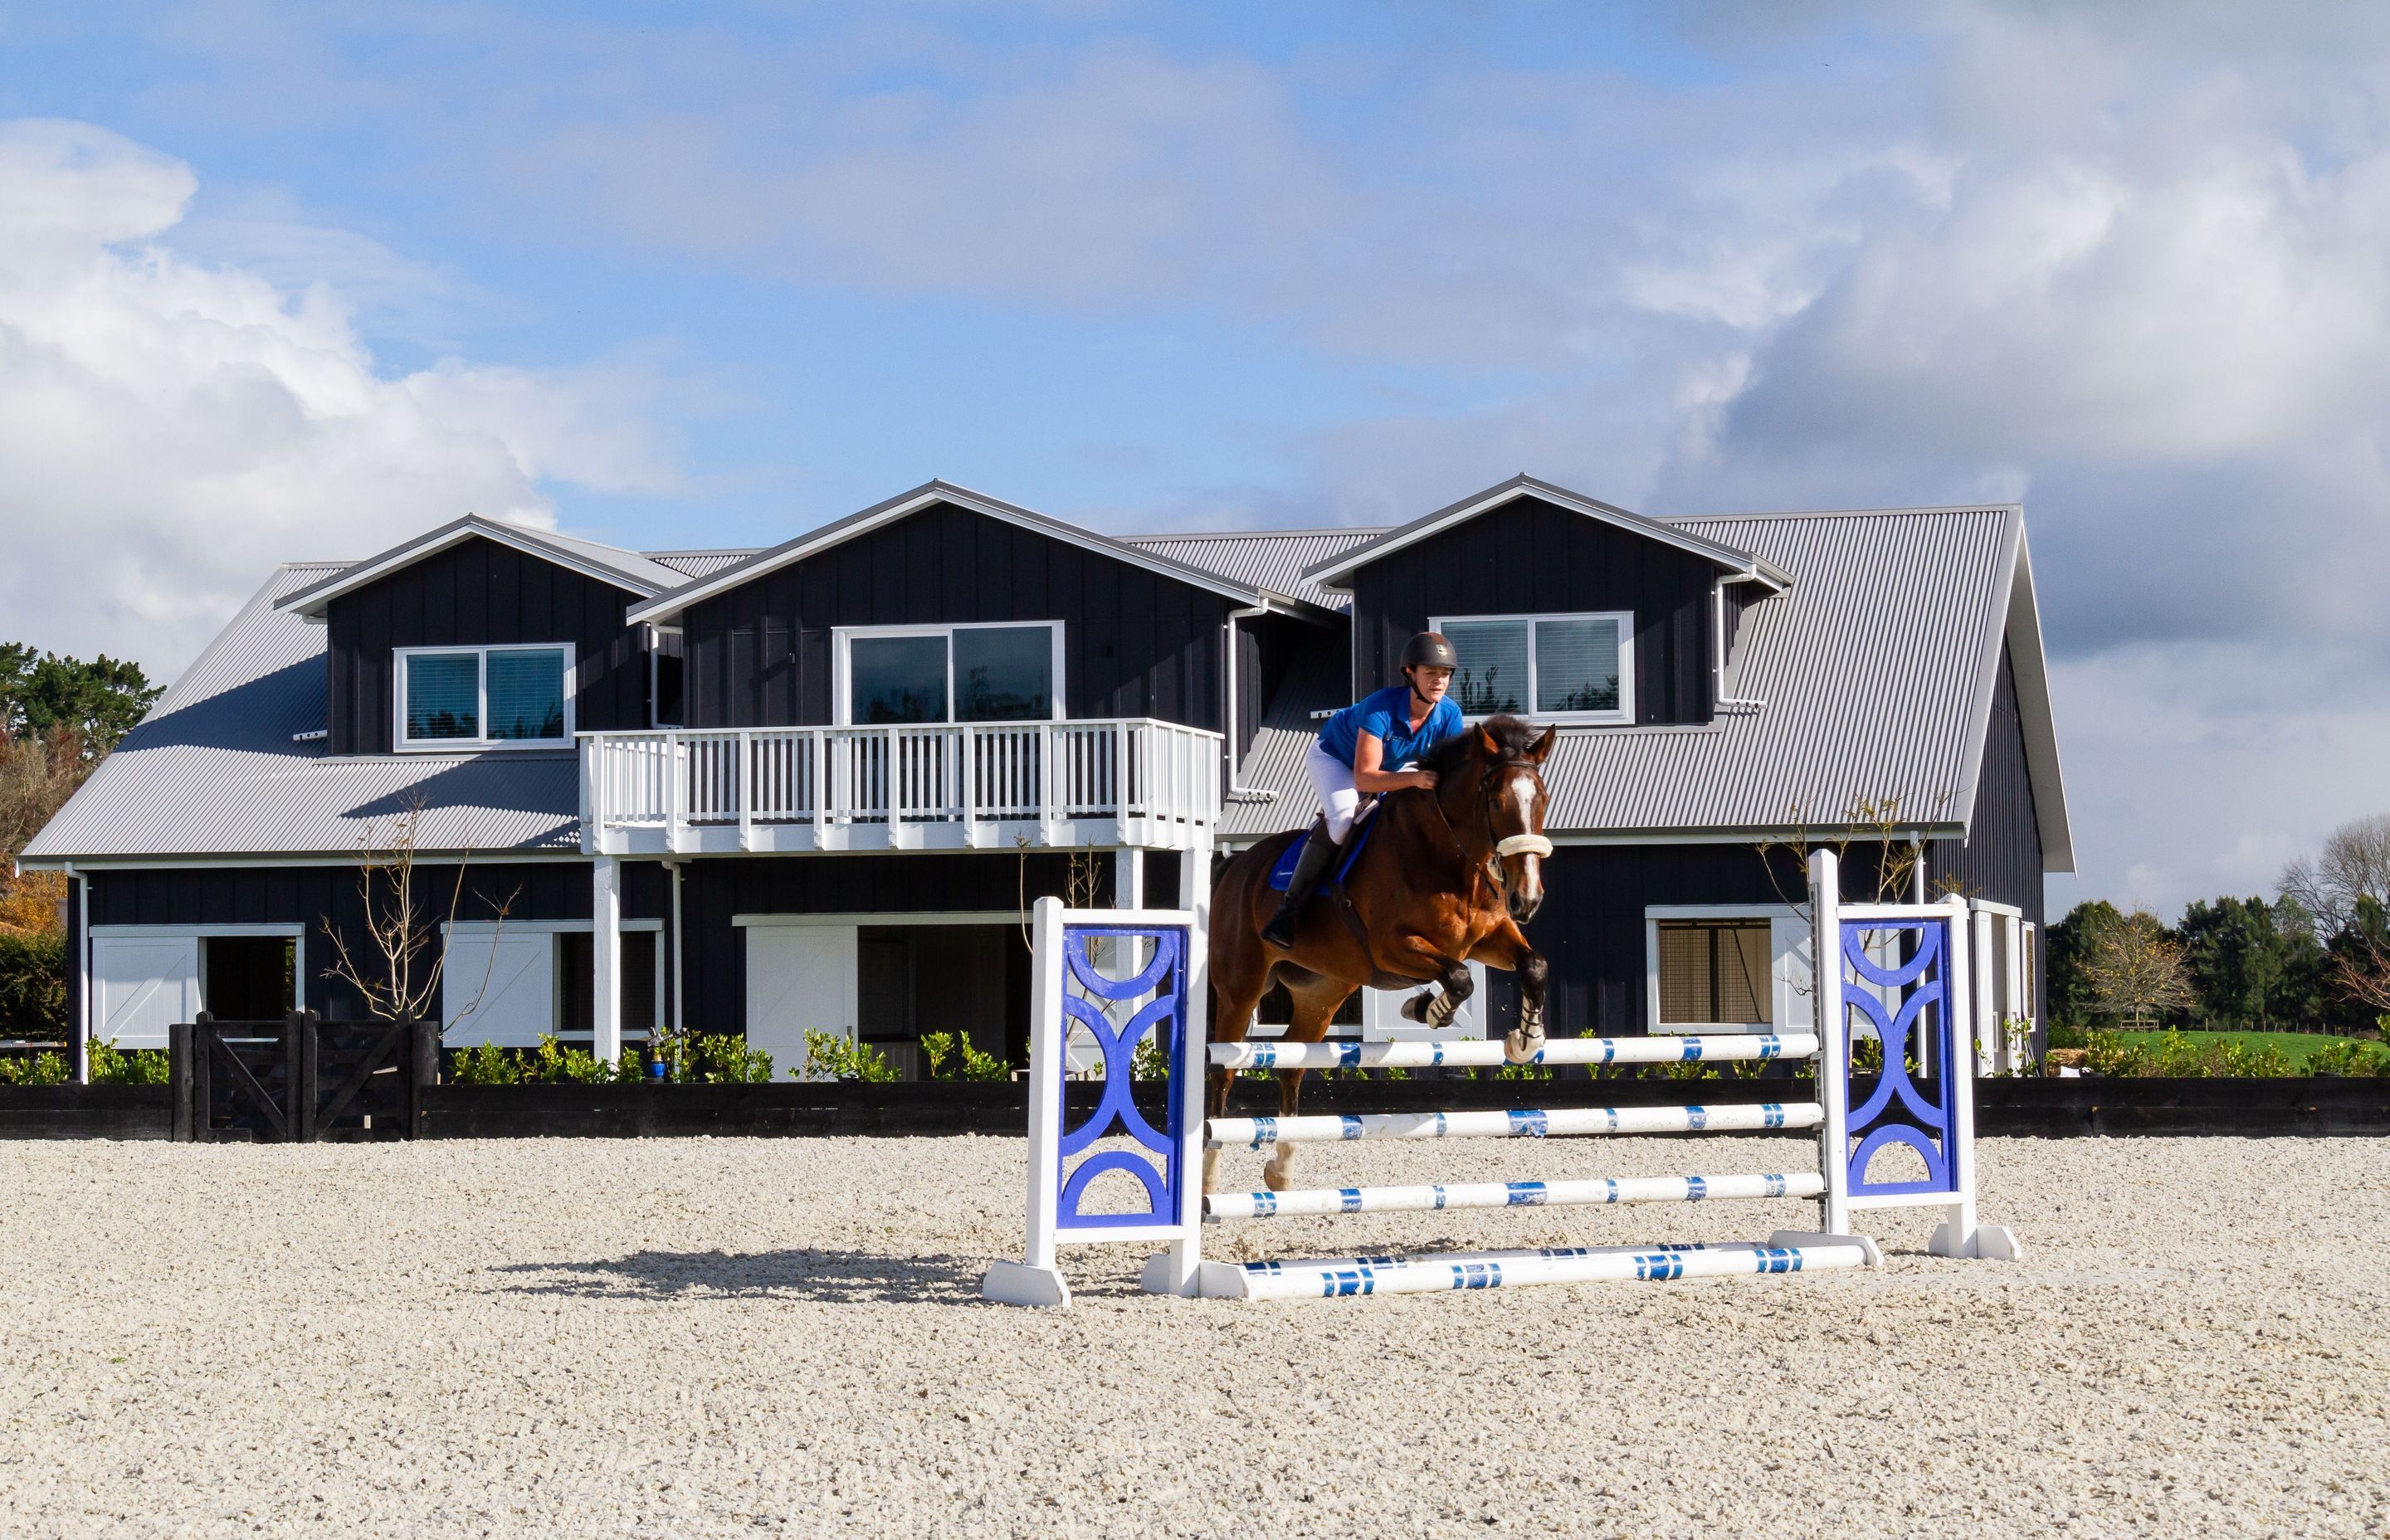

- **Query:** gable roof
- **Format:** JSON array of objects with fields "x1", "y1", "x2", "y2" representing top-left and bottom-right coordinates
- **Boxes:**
[
  {"x1": 1231, "y1": 502, "x2": 2071, "y2": 871},
  {"x1": 1124, "y1": 527, "x2": 1388, "y2": 614},
  {"x1": 627, "y1": 480, "x2": 1338, "y2": 626},
  {"x1": 23, "y1": 564, "x2": 581, "y2": 862},
  {"x1": 276, "y1": 514, "x2": 688, "y2": 618},
  {"x1": 1300, "y1": 474, "x2": 1791, "y2": 592}
]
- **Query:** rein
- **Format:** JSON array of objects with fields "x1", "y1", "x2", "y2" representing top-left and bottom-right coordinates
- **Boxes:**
[{"x1": 1421, "y1": 758, "x2": 1553, "y2": 896}]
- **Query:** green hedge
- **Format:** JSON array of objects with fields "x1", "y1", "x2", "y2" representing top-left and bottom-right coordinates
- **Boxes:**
[{"x1": 0, "y1": 928, "x2": 66, "y2": 1040}]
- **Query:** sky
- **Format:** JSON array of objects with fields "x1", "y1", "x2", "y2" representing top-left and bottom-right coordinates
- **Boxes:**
[{"x1": 0, "y1": 0, "x2": 2386, "y2": 919}]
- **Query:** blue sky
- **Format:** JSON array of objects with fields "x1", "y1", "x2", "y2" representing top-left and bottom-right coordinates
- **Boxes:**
[{"x1": 2, "y1": 2, "x2": 2388, "y2": 916}]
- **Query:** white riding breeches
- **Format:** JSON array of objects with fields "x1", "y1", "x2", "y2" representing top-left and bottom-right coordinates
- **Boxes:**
[{"x1": 1305, "y1": 741, "x2": 1363, "y2": 843}]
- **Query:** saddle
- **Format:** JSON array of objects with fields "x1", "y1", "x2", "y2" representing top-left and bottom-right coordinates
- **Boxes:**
[{"x1": 1266, "y1": 803, "x2": 1416, "y2": 992}]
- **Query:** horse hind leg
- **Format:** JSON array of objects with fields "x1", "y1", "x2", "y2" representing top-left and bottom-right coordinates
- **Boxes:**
[
  {"x1": 1399, "y1": 956, "x2": 1475, "y2": 1031},
  {"x1": 1264, "y1": 977, "x2": 1351, "y2": 1192}
]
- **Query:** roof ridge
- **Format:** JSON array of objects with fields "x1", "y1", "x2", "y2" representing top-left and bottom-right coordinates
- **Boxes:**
[
  {"x1": 1668, "y1": 504, "x2": 2022, "y2": 523},
  {"x1": 1128, "y1": 526, "x2": 1394, "y2": 542}
]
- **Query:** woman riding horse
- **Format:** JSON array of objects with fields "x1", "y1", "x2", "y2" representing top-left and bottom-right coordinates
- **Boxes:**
[
  {"x1": 1210, "y1": 636, "x2": 1558, "y2": 1194},
  {"x1": 1260, "y1": 631, "x2": 1466, "y2": 948}
]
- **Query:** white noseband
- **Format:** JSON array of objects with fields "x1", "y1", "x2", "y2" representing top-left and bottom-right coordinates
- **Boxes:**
[{"x1": 1495, "y1": 834, "x2": 1553, "y2": 859}]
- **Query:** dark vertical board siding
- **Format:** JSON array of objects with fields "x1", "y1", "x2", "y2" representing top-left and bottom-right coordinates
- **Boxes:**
[
  {"x1": 682, "y1": 502, "x2": 1232, "y2": 732},
  {"x1": 1473, "y1": 841, "x2": 1895, "y2": 1037},
  {"x1": 679, "y1": 852, "x2": 1105, "y2": 1036},
  {"x1": 1347, "y1": 496, "x2": 1722, "y2": 724},
  {"x1": 1927, "y1": 643, "x2": 2048, "y2": 1018},
  {"x1": 324, "y1": 535, "x2": 651, "y2": 753},
  {"x1": 86, "y1": 862, "x2": 664, "y2": 1021}
]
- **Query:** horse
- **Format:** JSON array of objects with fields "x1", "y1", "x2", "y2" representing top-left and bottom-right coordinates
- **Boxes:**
[{"x1": 1207, "y1": 714, "x2": 1558, "y2": 1193}]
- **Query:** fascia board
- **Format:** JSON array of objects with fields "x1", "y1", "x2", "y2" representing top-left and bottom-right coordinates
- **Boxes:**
[
  {"x1": 1299, "y1": 475, "x2": 1767, "y2": 591},
  {"x1": 278, "y1": 518, "x2": 666, "y2": 617},
  {"x1": 627, "y1": 480, "x2": 1333, "y2": 625},
  {"x1": 2003, "y1": 529, "x2": 2075, "y2": 872}
]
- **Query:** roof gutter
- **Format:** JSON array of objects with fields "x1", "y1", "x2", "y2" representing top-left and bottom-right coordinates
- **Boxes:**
[{"x1": 1223, "y1": 604, "x2": 1280, "y2": 803}]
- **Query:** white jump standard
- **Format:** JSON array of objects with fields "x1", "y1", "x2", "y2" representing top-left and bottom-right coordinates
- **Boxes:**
[{"x1": 981, "y1": 848, "x2": 2020, "y2": 1307}]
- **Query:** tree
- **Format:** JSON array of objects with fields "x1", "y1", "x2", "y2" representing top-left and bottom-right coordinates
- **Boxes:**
[
  {"x1": 0, "y1": 725, "x2": 85, "y2": 870},
  {"x1": 321, "y1": 800, "x2": 515, "y2": 1026},
  {"x1": 2329, "y1": 895, "x2": 2390, "y2": 1026},
  {"x1": 2175, "y1": 895, "x2": 2329, "y2": 1029},
  {"x1": 0, "y1": 645, "x2": 161, "y2": 758},
  {"x1": 2279, "y1": 813, "x2": 2390, "y2": 938},
  {"x1": 2084, "y1": 909, "x2": 2195, "y2": 1028},
  {"x1": 2046, "y1": 899, "x2": 2124, "y2": 1026}
]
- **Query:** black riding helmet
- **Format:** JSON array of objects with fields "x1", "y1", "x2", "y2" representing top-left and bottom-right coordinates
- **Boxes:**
[{"x1": 1401, "y1": 631, "x2": 1459, "y2": 670}]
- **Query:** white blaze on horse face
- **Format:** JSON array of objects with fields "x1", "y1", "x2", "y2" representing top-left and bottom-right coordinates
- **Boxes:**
[{"x1": 1501, "y1": 768, "x2": 1546, "y2": 915}]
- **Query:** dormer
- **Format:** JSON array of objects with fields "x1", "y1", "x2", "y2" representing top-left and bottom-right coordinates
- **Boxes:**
[
  {"x1": 277, "y1": 516, "x2": 683, "y2": 756},
  {"x1": 1301, "y1": 475, "x2": 1789, "y2": 726}
]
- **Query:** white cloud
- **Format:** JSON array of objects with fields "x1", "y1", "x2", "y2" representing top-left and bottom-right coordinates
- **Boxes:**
[{"x1": 0, "y1": 119, "x2": 676, "y2": 673}]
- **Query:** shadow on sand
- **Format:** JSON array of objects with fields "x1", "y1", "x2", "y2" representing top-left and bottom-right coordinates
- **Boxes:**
[{"x1": 486, "y1": 1248, "x2": 985, "y2": 1305}]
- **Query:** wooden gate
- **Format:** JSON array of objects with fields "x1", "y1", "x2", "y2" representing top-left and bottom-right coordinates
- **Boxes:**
[{"x1": 171, "y1": 1013, "x2": 437, "y2": 1142}]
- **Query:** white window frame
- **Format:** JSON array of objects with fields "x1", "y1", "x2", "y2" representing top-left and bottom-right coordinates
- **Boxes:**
[
  {"x1": 1429, "y1": 609, "x2": 1635, "y2": 725},
  {"x1": 1644, "y1": 904, "x2": 1802, "y2": 1036},
  {"x1": 441, "y1": 919, "x2": 665, "y2": 1040},
  {"x1": 394, "y1": 642, "x2": 578, "y2": 752},
  {"x1": 830, "y1": 621, "x2": 1066, "y2": 728}
]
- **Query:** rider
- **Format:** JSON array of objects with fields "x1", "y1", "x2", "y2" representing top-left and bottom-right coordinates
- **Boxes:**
[{"x1": 1260, "y1": 631, "x2": 1465, "y2": 948}]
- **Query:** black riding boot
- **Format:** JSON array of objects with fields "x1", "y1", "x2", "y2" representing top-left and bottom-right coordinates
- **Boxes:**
[{"x1": 1261, "y1": 821, "x2": 1341, "y2": 948}]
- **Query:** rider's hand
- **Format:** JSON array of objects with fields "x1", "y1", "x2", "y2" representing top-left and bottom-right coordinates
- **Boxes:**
[{"x1": 1409, "y1": 769, "x2": 1439, "y2": 791}]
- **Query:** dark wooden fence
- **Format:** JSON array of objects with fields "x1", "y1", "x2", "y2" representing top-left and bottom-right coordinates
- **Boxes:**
[{"x1": 170, "y1": 1013, "x2": 437, "y2": 1143}]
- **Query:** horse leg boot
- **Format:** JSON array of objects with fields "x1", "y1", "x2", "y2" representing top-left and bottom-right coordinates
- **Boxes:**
[
  {"x1": 1259, "y1": 820, "x2": 1340, "y2": 950},
  {"x1": 1400, "y1": 956, "x2": 1475, "y2": 1031},
  {"x1": 1262, "y1": 1068, "x2": 1306, "y2": 1190},
  {"x1": 1504, "y1": 950, "x2": 1550, "y2": 1064}
]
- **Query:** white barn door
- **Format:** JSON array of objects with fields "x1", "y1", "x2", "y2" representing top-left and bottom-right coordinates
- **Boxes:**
[
  {"x1": 445, "y1": 928, "x2": 555, "y2": 1047},
  {"x1": 746, "y1": 925, "x2": 857, "y2": 1079},
  {"x1": 92, "y1": 935, "x2": 200, "y2": 1050}
]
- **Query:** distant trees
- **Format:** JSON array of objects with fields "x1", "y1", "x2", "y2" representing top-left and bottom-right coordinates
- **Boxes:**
[
  {"x1": 2046, "y1": 814, "x2": 2390, "y2": 1032},
  {"x1": 2081, "y1": 910, "x2": 2195, "y2": 1027},
  {"x1": 0, "y1": 644, "x2": 161, "y2": 758}
]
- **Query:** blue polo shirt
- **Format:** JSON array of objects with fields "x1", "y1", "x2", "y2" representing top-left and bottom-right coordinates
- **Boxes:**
[{"x1": 1317, "y1": 685, "x2": 1462, "y2": 770}]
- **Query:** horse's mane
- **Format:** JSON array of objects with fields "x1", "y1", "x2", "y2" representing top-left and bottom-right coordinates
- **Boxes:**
[{"x1": 1422, "y1": 713, "x2": 1539, "y2": 777}]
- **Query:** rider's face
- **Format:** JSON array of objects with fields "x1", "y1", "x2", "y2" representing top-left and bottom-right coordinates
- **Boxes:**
[{"x1": 1407, "y1": 665, "x2": 1453, "y2": 703}]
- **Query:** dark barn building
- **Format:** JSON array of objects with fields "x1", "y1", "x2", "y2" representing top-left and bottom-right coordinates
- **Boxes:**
[{"x1": 24, "y1": 475, "x2": 2068, "y2": 1079}]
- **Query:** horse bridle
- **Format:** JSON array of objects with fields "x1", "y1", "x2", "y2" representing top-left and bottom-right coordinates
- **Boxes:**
[{"x1": 1425, "y1": 752, "x2": 1554, "y2": 892}]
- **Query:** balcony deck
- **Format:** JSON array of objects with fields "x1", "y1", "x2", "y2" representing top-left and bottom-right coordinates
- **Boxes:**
[{"x1": 580, "y1": 719, "x2": 1222, "y2": 856}]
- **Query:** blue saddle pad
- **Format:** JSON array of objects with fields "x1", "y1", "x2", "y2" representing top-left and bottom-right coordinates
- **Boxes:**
[{"x1": 1268, "y1": 807, "x2": 1378, "y2": 893}]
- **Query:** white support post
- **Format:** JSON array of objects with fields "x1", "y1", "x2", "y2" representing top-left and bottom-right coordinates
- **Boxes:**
[
  {"x1": 736, "y1": 729, "x2": 753, "y2": 850},
  {"x1": 668, "y1": 860, "x2": 685, "y2": 1038},
  {"x1": 983, "y1": 898, "x2": 1071, "y2": 1309},
  {"x1": 2005, "y1": 913, "x2": 2027, "y2": 1072},
  {"x1": 1113, "y1": 847, "x2": 1144, "y2": 909},
  {"x1": 1810, "y1": 849, "x2": 1849, "y2": 1237},
  {"x1": 1972, "y1": 906, "x2": 1997, "y2": 1077},
  {"x1": 1929, "y1": 895, "x2": 2018, "y2": 1260},
  {"x1": 593, "y1": 855, "x2": 622, "y2": 1066}
]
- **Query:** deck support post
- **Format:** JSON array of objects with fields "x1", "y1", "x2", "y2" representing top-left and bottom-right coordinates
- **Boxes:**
[{"x1": 593, "y1": 855, "x2": 622, "y2": 1065}]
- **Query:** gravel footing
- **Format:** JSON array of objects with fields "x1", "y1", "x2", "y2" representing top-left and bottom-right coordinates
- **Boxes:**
[{"x1": 3, "y1": 1135, "x2": 2386, "y2": 1538}]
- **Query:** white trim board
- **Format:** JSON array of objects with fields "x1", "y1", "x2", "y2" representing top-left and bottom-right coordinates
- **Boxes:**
[{"x1": 278, "y1": 516, "x2": 675, "y2": 617}]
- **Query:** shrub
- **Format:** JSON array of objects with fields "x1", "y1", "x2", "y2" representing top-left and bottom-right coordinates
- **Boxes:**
[
  {"x1": 0, "y1": 928, "x2": 66, "y2": 1040},
  {"x1": 922, "y1": 1030, "x2": 1011, "y2": 1081},
  {"x1": 665, "y1": 1031, "x2": 776, "y2": 1084},
  {"x1": 2083, "y1": 1029, "x2": 2295, "y2": 1078},
  {"x1": 87, "y1": 1038, "x2": 168, "y2": 1084},
  {"x1": 801, "y1": 1029, "x2": 898, "y2": 1082},
  {"x1": 0, "y1": 1050, "x2": 67, "y2": 1085}
]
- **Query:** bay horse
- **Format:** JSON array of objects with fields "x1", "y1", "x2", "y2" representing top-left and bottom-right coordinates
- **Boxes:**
[{"x1": 1207, "y1": 714, "x2": 1557, "y2": 1193}]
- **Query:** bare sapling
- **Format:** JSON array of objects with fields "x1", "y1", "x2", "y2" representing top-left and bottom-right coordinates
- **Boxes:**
[{"x1": 323, "y1": 797, "x2": 516, "y2": 1028}]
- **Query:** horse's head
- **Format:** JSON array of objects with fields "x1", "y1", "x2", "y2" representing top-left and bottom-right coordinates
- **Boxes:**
[{"x1": 1464, "y1": 715, "x2": 1557, "y2": 924}]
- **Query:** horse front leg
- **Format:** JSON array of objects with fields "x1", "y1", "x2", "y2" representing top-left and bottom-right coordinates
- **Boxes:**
[
  {"x1": 1469, "y1": 920, "x2": 1550, "y2": 1064},
  {"x1": 1398, "y1": 955, "x2": 1476, "y2": 1032}
]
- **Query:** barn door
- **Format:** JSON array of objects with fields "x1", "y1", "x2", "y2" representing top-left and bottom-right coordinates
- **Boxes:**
[
  {"x1": 746, "y1": 925, "x2": 857, "y2": 1079},
  {"x1": 93, "y1": 934, "x2": 200, "y2": 1050},
  {"x1": 443, "y1": 928, "x2": 555, "y2": 1046}
]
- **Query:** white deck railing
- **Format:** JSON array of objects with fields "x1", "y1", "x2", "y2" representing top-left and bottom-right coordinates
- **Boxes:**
[{"x1": 580, "y1": 719, "x2": 1222, "y2": 855}]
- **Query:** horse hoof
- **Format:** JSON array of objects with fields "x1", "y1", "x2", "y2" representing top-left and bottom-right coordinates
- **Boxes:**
[
  {"x1": 1400, "y1": 992, "x2": 1431, "y2": 1024},
  {"x1": 1504, "y1": 1029, "x2": 1547, "y2": 1065}
]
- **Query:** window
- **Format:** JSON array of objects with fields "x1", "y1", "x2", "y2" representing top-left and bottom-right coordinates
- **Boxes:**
[
  {"x1": 395, "y1": 644, "x2": 573, "y2": 750},
  {"x1": 651, "y1": 626, "x2": 685, "y2": 729},
  {"x1": 835, "y1": 624, "x2": 1061, "y2": 726},
  {"x1": 1654, "y1": 919, "x2": 1774, "y2": 1029},
  {"x1": 1431, "y1": 612, "x2": 1632, "y2": 723}
]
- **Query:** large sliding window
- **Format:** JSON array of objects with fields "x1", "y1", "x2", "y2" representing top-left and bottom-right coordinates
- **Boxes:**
[
  {"x1": 835, "y1": 623, "x2": 1062, "y2": 726},
  {"x1": 1430, "y1": 611, "x2": 1633, "y2": 724},
  {"x1": 395, "y1": 644, "x2": 574, "y2": 750}
]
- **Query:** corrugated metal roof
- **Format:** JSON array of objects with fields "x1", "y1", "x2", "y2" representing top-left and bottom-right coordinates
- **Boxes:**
[
  {"x1": 22, "y1": 565, "x2": 580, "y2": 861},
  {"x1": 1125, "y1": 528, "x2": 1388, "y2": 614},
  {"x1": 279, "y1": 516, "x2": 690, "y2": 616},
  {"x1": 1225, "y1": 505, "x2": 2023, "y2": 844}
]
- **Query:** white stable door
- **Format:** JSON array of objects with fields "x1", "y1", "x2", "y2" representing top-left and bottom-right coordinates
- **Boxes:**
[
  {"x1": 92, "y1": 935, "x2": 200, "y2": 1050},
  {"x1": 445, "y1": 929, "x2": 555, "y2": 1047},
  {"x1": 746, "y1": 925, "x2": 858, "y2": 1079}
]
